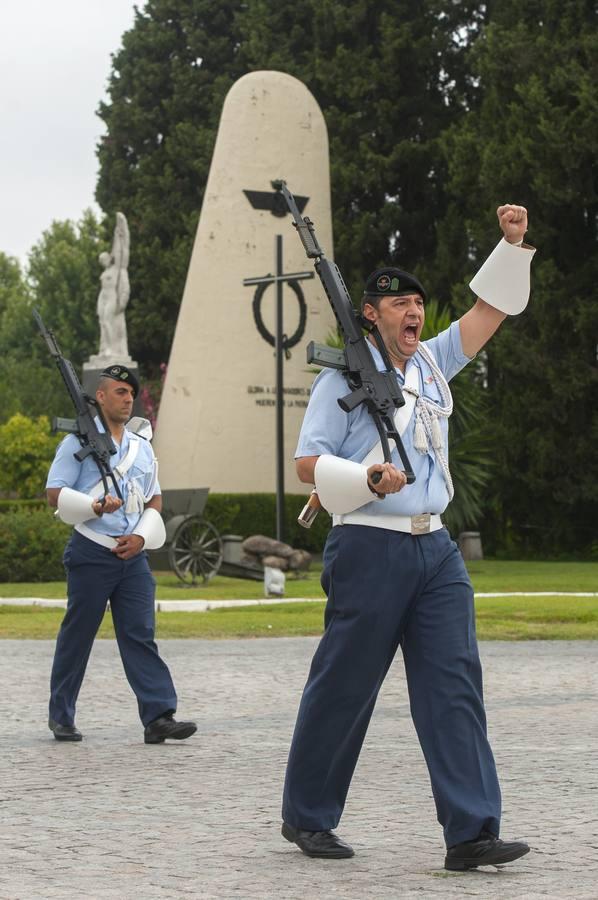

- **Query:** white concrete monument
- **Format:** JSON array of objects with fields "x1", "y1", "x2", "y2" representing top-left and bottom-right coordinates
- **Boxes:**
[{"x1": 154, "y1": 70, "x2": 337, "y2": 494}]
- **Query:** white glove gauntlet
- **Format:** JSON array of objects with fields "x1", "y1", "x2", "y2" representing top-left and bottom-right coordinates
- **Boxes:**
[
  {"x1": 315, "y1": 454, "x2": 381, "y2": 516},
  {"x1": 470, "y1": 238, "x2": 536, "y2": 315},
  {"x1": 56, "y1": 487, "x2": 96, "y2": 525},
  {"x1": 132, "y1": 508, "x2": 166, "y2": 550}
]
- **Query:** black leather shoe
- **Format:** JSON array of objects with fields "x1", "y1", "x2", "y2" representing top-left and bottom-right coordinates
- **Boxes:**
[
  {"x1": 49, "y1": 718, "x2": 82, "y2": 742},
  {"x1": 282, "y1": 822, "x2": 354, "y2": 859},
  {"x1": 445, "y1": 829, "x2": 530, "y2": 870},
  {"x1": 144, "y1": 714, "x2": 197, "y2": 744}
]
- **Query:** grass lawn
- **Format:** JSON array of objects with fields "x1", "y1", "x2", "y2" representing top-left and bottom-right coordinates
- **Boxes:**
[
  {"x1": 466, "y1": 560, "x2": 598, "y2": 593},
  {"x1": 0, "y1": 595, "x2": 596, "y2": 640},
  {"x1": 0, "y1": 560, "x2": 597, "y2": 640},
  {"x1": 1, "y1": 559, "x2": 597, "y2": 602},
  {"x1": 0, "y1": 571, "x2": 324, "y2": 601}
]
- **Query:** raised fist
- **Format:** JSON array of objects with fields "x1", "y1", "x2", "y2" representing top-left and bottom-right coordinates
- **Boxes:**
[{"x1": 497, "y1": 204, "x2": 528, "y2": 244}]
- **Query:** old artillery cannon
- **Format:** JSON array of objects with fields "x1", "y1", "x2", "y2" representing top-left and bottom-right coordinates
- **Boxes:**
[
  {"x1": 149, "y1": 488, "x2": 223, "y2": 585},
  {"x1": 148, "y1": 490, "x2": 313, "y2": 588}
]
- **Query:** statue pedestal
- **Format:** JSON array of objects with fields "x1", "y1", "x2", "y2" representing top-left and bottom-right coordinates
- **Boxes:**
[{"x1": 82, "y1": 360, "x2": 144, "y2": 418}]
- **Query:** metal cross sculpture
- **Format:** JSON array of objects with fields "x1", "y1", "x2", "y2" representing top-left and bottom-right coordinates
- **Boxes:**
[{"x1": 243, "y1": 185, "x2": 314, "y2": 542}]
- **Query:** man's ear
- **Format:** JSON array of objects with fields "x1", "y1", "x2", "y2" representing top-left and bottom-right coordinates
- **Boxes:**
[{"x1": 362, "y1": 301, "x2": 378, "y2": 324}]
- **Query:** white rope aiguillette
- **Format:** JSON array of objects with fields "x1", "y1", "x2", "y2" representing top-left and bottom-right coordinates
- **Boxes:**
[{"x1": 411, "y1": 344, "x2": 454, "y2": 499}]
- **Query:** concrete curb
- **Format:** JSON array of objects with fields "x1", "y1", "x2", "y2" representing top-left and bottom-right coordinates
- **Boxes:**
[
  {"x1": 0, "y1": 596, "x2": 326, "y2": 611},
  {"x1": 0, "y1": 591, "x2": 596, "y2": 612}
]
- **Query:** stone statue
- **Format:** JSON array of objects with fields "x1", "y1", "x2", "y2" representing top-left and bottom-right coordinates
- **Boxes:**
[{"x1": 86, "y1": 212, "x2": 134, "y2": 366}]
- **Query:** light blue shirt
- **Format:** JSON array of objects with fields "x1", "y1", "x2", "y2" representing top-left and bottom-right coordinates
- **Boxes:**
[
  {"x1": 295, "y1": 321, "x2": 471, "y2": 516},
  {"x1": 46, "y1": 425, "x2": 161, "y2": 537}
]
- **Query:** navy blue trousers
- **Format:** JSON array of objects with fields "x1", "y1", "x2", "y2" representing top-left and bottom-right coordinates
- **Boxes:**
[
  {"x1": 282, "y1": 525, "x2": 501, "y2": 848},
  {"x1": 49, "y1": 532, "x2": 177, "y2": 728}
]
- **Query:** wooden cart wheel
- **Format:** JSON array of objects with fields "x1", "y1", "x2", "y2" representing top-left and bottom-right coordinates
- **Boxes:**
[{"x1": 168, "y1": 516, "x2": 223, "y2": 585}]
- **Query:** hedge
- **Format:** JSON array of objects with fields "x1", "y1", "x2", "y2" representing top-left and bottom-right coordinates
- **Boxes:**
[
  {"x1": 0, "y1": 506, "x2": 70, "y2": 582},
  {"x1": 0, "y1": 414, "x2": 61, "y2": 499},
  {"x1": 204, "y1": 493, "x2": 331, "y2": 553},
  {"x1": 0, "y1": 493, "x2": 331, "y2": 583},
  {"x1": 1, "y1": 495, "x2": 332, "y2": 552},
  {"x1": 0, "y1": 499, "x2": 46, "y2": 512}
]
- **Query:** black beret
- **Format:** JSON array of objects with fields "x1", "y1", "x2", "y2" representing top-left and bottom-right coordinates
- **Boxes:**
[
  {"x1": 100, "y1": 364, "x2": 140, "y2": 398},
  {"x1": 363, "y1": 267, "x2": 427, "y2": 303}
]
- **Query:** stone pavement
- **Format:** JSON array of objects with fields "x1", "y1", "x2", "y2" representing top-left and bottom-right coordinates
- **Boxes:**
[{"x1": 1, "y1": 638, "x2": 597, "y2": 900}]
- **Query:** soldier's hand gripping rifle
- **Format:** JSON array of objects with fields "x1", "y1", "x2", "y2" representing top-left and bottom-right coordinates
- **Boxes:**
[
  {"x1": 33, "y1": 309, "x2": 123, "y2": 501},
  {"x1": 272, "y1": 181, "x2": 415, "y2": 528}
]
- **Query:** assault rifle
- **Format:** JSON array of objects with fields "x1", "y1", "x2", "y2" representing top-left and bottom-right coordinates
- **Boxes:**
[
  {"x1": 33, "y1": 309, "x2": 123, "y2": 500},
  {"x1": 272, "y1": 180, "x2": 415, "y2": 528}
]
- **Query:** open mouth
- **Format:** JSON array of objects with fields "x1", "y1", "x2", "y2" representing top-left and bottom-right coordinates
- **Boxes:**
[{"x1": 403, "y1": 324, "x2": 418, "y2": 345}]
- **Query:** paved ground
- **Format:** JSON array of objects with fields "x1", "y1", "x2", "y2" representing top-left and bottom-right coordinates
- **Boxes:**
[{"x1": 1, "y1": 638, "x2": 597, "y2": 900}]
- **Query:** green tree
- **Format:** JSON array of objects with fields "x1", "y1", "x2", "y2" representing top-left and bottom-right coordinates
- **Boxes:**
[
  {"x1": 440, "y1": 0, "x2": 598, "y2": 554},
  {"x1": 0, "y1": 211, "x2": 105, "y2": 423},
  {"x1": 0, "y1": 253, "x2": 28, "y2": 320},
  {"x1": 26, "y1": 210, "x2": 105, "y2": 366}
]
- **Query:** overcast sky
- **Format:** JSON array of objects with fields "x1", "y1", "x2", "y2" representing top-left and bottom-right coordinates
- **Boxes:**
[{"x1": 1, "y1": 0, "x2": 139, "y2": 264}]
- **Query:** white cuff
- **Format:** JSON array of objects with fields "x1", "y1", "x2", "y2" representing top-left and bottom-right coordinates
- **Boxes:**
[
  {"x1": 469, "y1": 237, "x2": 536, "y2": 315},
  {"x1": 56, "y1": 487, "x2": 96, "y2": 525},
  {"x1": 315, "y1": 454, "x2": 380, "y2": 516},
  {"x1": 133, "y1": 508, "x2": 166, "y2": 550}
]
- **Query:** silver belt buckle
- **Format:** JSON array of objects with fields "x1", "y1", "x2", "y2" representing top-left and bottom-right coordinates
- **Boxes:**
[{"x1": 411, "y1": 514, "x2": 431, "y2": 535}]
